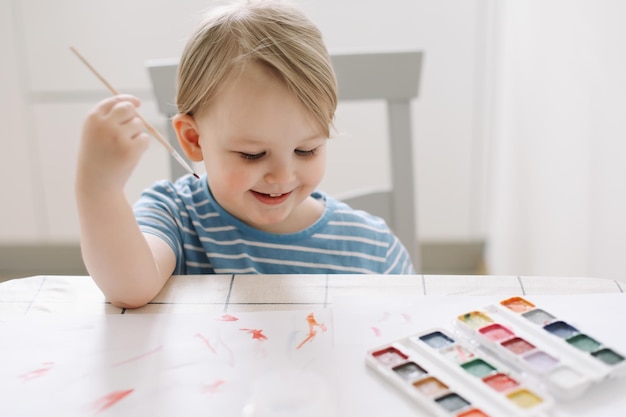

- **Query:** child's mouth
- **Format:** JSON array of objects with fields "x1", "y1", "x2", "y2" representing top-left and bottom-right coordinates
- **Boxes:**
[{"x1": 251, "y1": 190, "x2": 292, "y2": 205}]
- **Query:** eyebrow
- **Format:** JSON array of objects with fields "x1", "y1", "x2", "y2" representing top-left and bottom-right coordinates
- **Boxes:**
[{"x1": 230, "y1": 133, "x2": 326, "y2": 146}]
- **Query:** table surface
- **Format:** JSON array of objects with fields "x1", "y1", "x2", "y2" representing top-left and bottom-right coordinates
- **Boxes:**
[
  {"x1": 2, "y1": 274, "x2": 625, "y2": 417},
  {"x1": 0, "y1": 274, "x2": 623, "y2": 320}
]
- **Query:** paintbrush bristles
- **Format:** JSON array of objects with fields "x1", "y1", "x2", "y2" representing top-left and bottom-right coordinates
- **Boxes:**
[{"x1": 70, "y1": 46, "x2": 197, "y2": 178}]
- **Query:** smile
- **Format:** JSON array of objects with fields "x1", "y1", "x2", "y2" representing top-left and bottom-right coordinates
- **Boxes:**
[{"x1": 251, "y1": 190, "x2": 292, "y2": 205}]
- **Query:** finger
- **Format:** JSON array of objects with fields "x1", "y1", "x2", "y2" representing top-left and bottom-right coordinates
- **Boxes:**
[
  {"x1": 116, "y1": 116, "x2": 147, "y2": 141},
  {"x1": 109, "y1": 100, "x2": 140, "y2": 124},
  {"x1": 133, "y1": 132, "x2": 151, "y2": 151},
  {"x1": 96, "y1": 94, "x2": 141, "y2": 115}
]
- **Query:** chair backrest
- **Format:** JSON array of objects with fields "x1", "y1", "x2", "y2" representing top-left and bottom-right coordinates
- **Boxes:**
[{"x1": 146, "y1": 51, "x2": 423, "y2": 269}]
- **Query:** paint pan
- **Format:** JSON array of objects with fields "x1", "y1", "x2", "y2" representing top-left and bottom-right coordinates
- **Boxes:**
[
  {"x1": 366, "y1": 341, "x2": 514, "y2": 417},
  {"x1": 496, "y1": 296, "x2": 626, "y2": 376},
  {"x1": 410, "y1": 327, "x2": 553, "y2": 417},
  {"x1": 456, "y1": 296, "x2": 626, "y2": 401}
]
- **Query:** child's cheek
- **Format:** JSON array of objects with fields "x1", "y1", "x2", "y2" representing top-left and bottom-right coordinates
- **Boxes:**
[{"x1": 221, "y1": 164, "x2": 256, "y2": 190}]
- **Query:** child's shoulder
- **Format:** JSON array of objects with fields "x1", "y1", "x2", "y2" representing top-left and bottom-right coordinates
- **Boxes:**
[
  {"x1": 148, "y1": 174, "x2": 205, "y2": 196},
  {"x1": 139, "y1": 174, "x2": 210, "y2": 211},
  {"x1": 315, "y1": 191, "x2": 391, "y2": 232}
]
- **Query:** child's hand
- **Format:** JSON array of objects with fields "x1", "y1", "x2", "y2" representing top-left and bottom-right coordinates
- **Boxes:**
[{"x1": 77, "y1": 94, "x2": 150, "y2": 191}]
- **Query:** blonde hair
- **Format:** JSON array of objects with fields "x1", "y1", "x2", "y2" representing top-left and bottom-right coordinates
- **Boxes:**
[{"x1": 177, "y1": 0, "x2": 337, "y2": 137}]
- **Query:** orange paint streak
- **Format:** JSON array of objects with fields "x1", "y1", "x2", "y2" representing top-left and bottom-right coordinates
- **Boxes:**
[
  {"x1": 240, "y1": 328, "x2": 268, "y2": 341},
  {"x1": 297, "y1": 313, "x2": 327, "y2": 349},
  {"x1": 90, "y1": 389, "x2": 134, "y2": 414}
]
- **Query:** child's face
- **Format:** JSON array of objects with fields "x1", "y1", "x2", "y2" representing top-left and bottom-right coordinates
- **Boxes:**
[{"x1": 193, "y1": 64, "x2": 328, "y2": 233}]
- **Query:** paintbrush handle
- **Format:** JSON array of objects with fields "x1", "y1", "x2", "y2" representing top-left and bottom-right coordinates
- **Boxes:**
[{"x1": 70, "y1": 46, "x2": 198, "y2": 178}]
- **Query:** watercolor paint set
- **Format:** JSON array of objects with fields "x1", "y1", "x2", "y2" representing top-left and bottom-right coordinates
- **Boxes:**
[
  {"x1": 455, "y1": 296, "x2": 626, "y2": 401},
  {"x1": 366, "y1": 327, "x2": 554, "y2": 417},
  {"x1": 366, "y1": 296, "x2": 626, "y2": 416}
]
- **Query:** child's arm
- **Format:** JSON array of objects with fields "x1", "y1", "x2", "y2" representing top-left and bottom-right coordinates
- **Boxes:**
[{"x1": 75, "y1": 95, "x2": 176, "y2": 308}]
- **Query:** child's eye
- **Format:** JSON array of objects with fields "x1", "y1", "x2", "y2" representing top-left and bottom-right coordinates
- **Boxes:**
[
  {"x1": 295, "y1": 148, "x2": 317, "y2": 157},
  {"x1": 239, "y1": 152, "x2": 266, "y2": 160}
]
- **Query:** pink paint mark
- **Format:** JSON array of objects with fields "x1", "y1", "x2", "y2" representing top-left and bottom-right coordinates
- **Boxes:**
[
  {"x1": 195, "y1": 333, "x2": 217, "y2": 353},
  {"x1": 240, "y1": 328, "x2": 268, "y2": 341},
  {"x1": 379, "y1": 311, "x2": 412, "y2": 324},
  {"x1": 457, "y1": 345, "x2": 470, "y2": 361},
  {"x1": 111, "y1": 345, "x2": 163, "y2": 368},
  {"x1": 297, "y1": 313, "x2": 327, "y2": 349},
  {"x1": 217, "y1": 314, "x2": 239, "y2": 322},
  {"x1": 196, "y1": 331, "x2": 236, "y2": 367},
  {"x1": 90, "y1": 389, "x2": 134, "y2": 414},
  {"x1": 217, "y1": 333, "x2": 236, "y2": 368},
  {"x1": 401, "y1": 313, "x2": 412, "y2": 324},
  {"x1": 379, "y1": 311, "x2": 392, "y2": 322},
  {"x1": 201, "y1": 379, "x2": 226, "y2": 394},
  {"x1": 371, "y1": 326, "x2": 382, "y2": 337},
  {"x1": 18, "y1": 361, "x2": 55, "y2": 382}
]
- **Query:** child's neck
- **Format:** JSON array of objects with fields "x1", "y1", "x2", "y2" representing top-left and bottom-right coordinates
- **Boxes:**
[{"x1": 257, "y1": 195, "x2": 325, "y2": 234}]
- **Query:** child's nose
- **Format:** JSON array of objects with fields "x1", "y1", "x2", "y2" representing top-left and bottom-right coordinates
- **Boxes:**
[{"x1": 264, "y1": 160, "x2": 295, "y2": 184}]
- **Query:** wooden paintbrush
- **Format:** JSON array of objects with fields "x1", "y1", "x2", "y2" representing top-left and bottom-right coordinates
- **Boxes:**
[{"x1": 70, "y1": 46, "x2": 199, "y2": 179}]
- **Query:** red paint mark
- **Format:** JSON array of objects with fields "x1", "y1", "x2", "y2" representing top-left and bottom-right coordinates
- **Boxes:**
[
  {"x1": 195, "y1": 333, "x2": 217, "y2": 353},
  {"x1": 201, "y1": 379, "x2": 226, "y2": 394},
  {"x1": 90, "y1": 389, "x2": 134, "y2": 414},
  {"x1": 297, "y1": 313, "x2": 327, "y2": 349},
  {"x1": 217, "y1": 314, "x2": 239, "y2": 322},
  {"x1": 240, "y1": 328, "x2": 268, "y2": 341},
  {"x1": 111, "y1": 346, "x2": 163, "y2": 367},
  {"x1": 18, "y1": 361, "x2": 54, "y2": 382},
  {"x1": 371, "y1": 326, "x2": 382, "y2": 337}
]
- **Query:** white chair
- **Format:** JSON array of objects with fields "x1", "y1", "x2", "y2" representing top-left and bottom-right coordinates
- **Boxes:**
[{"x1": 146, "y1": 51, "x2": 423, "y2": 269}]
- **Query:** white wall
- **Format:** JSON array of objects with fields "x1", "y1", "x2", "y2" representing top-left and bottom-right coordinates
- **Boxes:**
[
  {"x1": 486, "y1": 0, "x2": 626, "y2": 282},
  {"x1": 0, "y1": 0, "x2": 488, "y2": 246}
]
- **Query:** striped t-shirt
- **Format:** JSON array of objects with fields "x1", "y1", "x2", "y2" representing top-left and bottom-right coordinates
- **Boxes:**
[{"x1": 133, "y1": 174, "x2": 415, "y2": 275}]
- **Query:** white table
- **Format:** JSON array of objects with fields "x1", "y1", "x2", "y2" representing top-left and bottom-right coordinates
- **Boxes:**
[
  {"x1": 0, "y1": 274, "x2": 622, "y2": 320},
  {"x1": 1, "y1": 275, "x2": 624, "y2": 417}
]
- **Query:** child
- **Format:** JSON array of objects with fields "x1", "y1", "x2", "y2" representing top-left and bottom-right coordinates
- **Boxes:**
[{"x1": 76, "y1": 0, "x2": 415, "y2": 308}]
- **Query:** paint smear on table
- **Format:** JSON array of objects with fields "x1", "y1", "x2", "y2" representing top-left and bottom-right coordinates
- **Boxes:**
[
  {"x1": 201, "y1": 379, "x2": 226, "y2": 394},
  {"x1": 196, "y1": 331, "x2": 236, "y2": 367},
  {"x1": 379, "y1": 311, "x2": 412, "y2": 324},
  {"x1": 218, "y1": 314, "x2": 239, "y2": 322},
  {"x1": 89, "y1": 388, "x2": 134, "y2": 414},
  {"x1": 241, "y1": 328, "x2": 268, "y2": 341},
  {"x1": 111, "y1": 345, "x2": 163, "y2": 368},
  {"x1": 195, "y1": 333, "x2": 218, "y2": 353},
  {"x1": 18, "y1": 361, "x2": 54, "y2": 382},
  {"x1": 297, "y1": 313, "x2": 327, "y2": 349}
]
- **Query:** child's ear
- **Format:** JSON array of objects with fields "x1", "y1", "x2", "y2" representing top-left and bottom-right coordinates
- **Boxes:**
[{"x1": 172, "y1": 114, "x2": 204, "y2": 162}]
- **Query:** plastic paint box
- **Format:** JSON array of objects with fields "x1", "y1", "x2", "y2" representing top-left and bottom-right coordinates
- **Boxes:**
[
  {"x1": 456, "y1": 296, "x2": 626, "y2": 401},
  {"x1": 366, "y1": 296, "x2": 626, "y2": 415},
  {"x1": 366, "y1": 328, "x2": 553, "y2": 417}
]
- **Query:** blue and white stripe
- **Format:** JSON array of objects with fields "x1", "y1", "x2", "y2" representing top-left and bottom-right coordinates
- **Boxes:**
[{"x1": 134, "y1": 174, "x2": 415, "y2": 275}]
